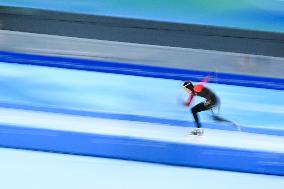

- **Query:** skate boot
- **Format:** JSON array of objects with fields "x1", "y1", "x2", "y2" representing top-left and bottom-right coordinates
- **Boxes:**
[{"x1": 191, "y1": 128, "x2": 204, "y2": 136}]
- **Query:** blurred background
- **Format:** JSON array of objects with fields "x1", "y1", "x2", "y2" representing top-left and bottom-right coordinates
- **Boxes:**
[
  {"x1": 1, "y1": 0, "x2": 284, "y2": 33},
  {"x1": 0, "y1": 1, "x2": 284, "y2": 189}
]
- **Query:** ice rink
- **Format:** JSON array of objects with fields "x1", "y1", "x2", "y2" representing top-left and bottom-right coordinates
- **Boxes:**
[
  {"x1": 0, "y1": 59, "x2": 284, "y2": 185},
  {"x1": 1, "y1": 0, "x2": 284, "y2": 188}
]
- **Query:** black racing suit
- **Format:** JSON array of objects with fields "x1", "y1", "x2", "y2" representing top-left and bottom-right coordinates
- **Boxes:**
[{"x1": 191, "y1": 87, "x2": 219, "y2": 128}]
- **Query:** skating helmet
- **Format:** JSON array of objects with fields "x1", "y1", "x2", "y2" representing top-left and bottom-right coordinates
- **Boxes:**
[{"x1": 183, "y1": 80, "x2": 194, "y2": 91}]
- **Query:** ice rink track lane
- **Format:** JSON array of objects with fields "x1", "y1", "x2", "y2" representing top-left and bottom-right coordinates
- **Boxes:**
[
  {"x1": 1, "y1": 108, "x2": 284, "y2": 153},
  {"x1": 0, "y1": 61, "x2": 284, "y2": 134},
  {"x1": 0, "y1": 108, "x2": 284, "y2": 175}
]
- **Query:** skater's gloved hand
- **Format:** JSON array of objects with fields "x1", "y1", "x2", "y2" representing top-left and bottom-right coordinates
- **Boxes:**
[{"x1": 183, "y1": 101, "x2": 190, "y2": 106}]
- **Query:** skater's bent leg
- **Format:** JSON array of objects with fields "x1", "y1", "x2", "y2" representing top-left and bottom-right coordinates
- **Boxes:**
[
  {"x1": 191, "y1": 103, "x2": 207, "y2": 128},
  {"x1": 191, "y1": 109, "x2": 201, "y2": 128}
]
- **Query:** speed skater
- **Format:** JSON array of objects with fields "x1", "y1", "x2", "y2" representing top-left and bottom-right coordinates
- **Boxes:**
[{"x1": 183, "y1": 76, "x2": 219, "y2": 135}]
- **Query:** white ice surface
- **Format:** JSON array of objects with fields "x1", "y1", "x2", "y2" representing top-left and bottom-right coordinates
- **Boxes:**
[{"x1": 0, "y1": 148, "x2": 284, "y2": 189}]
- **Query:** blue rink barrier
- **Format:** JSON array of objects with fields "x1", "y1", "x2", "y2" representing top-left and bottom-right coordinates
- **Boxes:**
[
  {"x1": 1, "y1": 51, "x2": 284, "y2": 90},
  {"x1": 0, "y1": 124, "x2": 284, "y2": 176}
]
